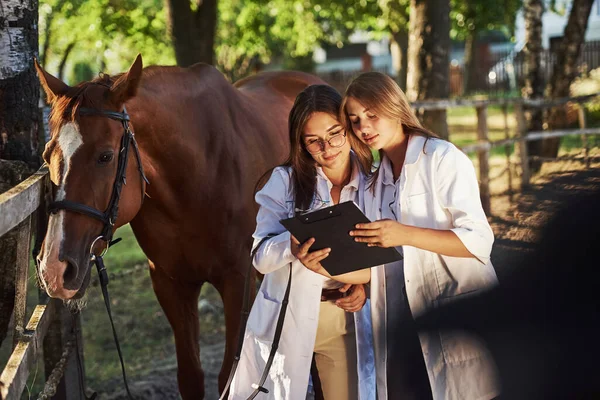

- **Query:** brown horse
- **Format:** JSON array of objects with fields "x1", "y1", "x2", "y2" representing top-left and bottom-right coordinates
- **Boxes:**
[{"x1": 34, "y1": 55, "x2": 324, "y2": 399}]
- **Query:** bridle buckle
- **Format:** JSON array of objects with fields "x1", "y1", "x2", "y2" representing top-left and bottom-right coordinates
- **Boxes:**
[{"x1": 90, "y1": 235, "x2": 109, "y2": 260}]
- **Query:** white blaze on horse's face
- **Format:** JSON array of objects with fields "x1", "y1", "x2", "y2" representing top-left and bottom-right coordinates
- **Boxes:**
[
  {"x1": 56, "y1": 122, "x2": 83, "y2": 200},
  {"x1": 39, "y1": 122, "x2": 83, "y2": 299}
]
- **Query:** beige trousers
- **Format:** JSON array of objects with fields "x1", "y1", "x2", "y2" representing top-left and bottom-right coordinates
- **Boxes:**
[{"x1": 313, "y1": 300, "x2": 359, "y2": 400}]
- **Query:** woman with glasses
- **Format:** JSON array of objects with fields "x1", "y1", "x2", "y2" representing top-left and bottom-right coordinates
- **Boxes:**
[
  {"x1": 341, "y1": 72, "x2": 500, "y2": 400},
  {"x1": 228, "y1": 85, "x2": 376, "y2": 400}
]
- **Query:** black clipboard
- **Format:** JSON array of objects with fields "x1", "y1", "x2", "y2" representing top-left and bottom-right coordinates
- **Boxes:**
[{"x1": 280, "y1": 201, "x2": 403, "y2": 276}]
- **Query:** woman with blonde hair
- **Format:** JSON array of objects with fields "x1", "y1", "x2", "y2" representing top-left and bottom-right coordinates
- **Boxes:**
[{"x1": 341, "y1": 72, "x2": 500, "y2": 400}]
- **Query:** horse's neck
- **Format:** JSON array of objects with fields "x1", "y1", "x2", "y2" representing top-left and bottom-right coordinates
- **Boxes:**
[{"x1": 128, "y1": 68, "x2": 253, "y2": 201}]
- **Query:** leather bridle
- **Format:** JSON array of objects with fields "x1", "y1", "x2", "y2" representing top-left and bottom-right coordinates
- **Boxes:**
[{"x1": 48, "y1": 106, "x2": 149, "y2": 252}]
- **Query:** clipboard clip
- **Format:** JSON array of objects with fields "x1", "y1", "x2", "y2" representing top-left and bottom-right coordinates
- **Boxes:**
[{"x1": 298, "y1": 208, "x2": 342, "y2": 223}]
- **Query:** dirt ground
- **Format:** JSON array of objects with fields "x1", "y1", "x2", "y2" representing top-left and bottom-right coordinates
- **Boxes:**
[
  {"x1": 98, "y1": 166, "x2": 600, "y2": 400},
  {"x1": 489, "y1": 167, "x2": 600, "y2": 280}
]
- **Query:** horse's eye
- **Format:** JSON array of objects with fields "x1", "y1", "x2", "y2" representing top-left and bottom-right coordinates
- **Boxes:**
[{"x1": 98, "y1": 152, "x2": 114, "y2": 164}]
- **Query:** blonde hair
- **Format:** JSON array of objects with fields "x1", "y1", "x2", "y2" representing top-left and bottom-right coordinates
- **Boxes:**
[
  {"x1": 340, "y1": 72, "x2": 439, "y2": 186},
  {"x1": 340, "y1": 72, "x2": 437, "y2": 139}
]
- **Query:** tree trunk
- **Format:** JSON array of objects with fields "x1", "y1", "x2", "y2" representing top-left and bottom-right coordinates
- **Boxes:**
[
  {"x1": 40, "y1": 0, "x2": 67, "y2": 67},
  {"x1": 57, "y1": 41, "x2": 76, "y2": 82},
  {"x1": 40, "y1": 15, "x2": 53, "y2": 67},
  {"x1": 165, "y1": 0, "x2": 217, "y2": 67},
  {"x1": 462, "y1": 29, "x2": 478, "y2": 95},
  {"x1": 0, "y1": 0, "x2": 42, "y2": 167},
  {"x1": 0, "y1": 0, "x2": 40, "y2": 349},
  {"x1": 391, "y1": 29, "x2": 409, "y2": 91},
  {"x1": 522, "y1": 0, "x2": 545, "y2": 170},
  {"x1": 407, "y1": 0, "x2": 450, "y2": 139},
  {"x1": 544, "y1": 0, "x2": 595, "y2": 158}
]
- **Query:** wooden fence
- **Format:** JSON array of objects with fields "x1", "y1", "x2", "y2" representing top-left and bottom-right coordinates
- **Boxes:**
[
  {"x1": 411, "y1": 92, "x2": 600, "y2": 215},
  {"x1": 0, "y1": 167, "x2": 86, "y2": 400}
]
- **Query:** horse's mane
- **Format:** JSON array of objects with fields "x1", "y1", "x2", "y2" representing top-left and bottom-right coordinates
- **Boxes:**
[
  {"x1": 49, "y1": 65, "x2": 221, "y2": 135},
  {"x1": 49, "y1": 72, "x2": 125, "y2": 133}
]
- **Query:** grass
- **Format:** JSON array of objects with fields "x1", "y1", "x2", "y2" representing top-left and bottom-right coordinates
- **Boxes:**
[
  {"x1": 0, "y1": 224, "x2": 224, "y2": 399},
  {"x1": 447, "y1": 105, "x2": 600, "y2": 159},
  {"x1": 101, "y1": 224, "x2": 146, "y2": 274},
  {"x1": 446, "y1": 104, "x2": 513, "y2": 118},
  {"x1": 80, "y1": 224, "x2": 225, "y2": 391}
]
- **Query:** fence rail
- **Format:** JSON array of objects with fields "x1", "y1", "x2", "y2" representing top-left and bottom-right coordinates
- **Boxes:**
[
  {"x1": 442, "y1": 94, "x2": 599, "y2": 215},
  {"x1": 0, "y1": 166, "x2": 85, "y2": 400},
  {"x1": 411, "y1": 91, "x2": 600, "y2": 111}
]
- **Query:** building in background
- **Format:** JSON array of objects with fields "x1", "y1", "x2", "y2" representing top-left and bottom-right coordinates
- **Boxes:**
[{"x1": 312, "y1": 32, "x2": 393, "y2": 92}]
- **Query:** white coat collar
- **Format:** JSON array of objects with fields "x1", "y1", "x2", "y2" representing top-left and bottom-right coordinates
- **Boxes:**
[
  {"x1": 315, "y1": 151, "x2": 361, "y2": 191},
  {"x1": 380, "y1": 155, "x2": 395, "y2": 186},
  {"x1": 364, "y1": 135, "x2": 433, "y2": 222},
  {"x1": 404, "y1": 134, "x2": 429, "y2": 166},
  {"x1": 380, "y1": 134, "x2": 430, "y2": 184}
]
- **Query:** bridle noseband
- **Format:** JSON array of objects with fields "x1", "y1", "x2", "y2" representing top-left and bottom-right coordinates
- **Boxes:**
[{"x1": 48, "y1": 106, "x2": 149, "y2": 254}]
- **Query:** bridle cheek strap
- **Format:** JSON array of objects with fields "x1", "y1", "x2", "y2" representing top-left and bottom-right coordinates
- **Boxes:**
[{"x1": 47, "y1": 106, "x2": 148, "y2": 246}]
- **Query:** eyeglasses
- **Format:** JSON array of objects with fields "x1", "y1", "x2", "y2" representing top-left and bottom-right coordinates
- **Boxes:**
[{"x1": 304, "y1": 131, "x2": 347, "y2": 154}]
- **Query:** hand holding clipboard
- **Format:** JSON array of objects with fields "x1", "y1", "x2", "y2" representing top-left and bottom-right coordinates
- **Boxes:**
[{"x1": 280, "y1": 201, "x2": 402, "y2": 276}]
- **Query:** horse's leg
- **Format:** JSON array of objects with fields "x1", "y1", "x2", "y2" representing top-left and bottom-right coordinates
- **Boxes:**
[
  {"x1": 213, "y1": 268, "x2": 252, "y2": 394},
  {"x1": 149, "y1": 261, "x2": 204, "y2": 399}
]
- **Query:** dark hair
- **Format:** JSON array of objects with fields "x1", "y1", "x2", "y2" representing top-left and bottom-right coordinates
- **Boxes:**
[{"x1": 256, "y1": 85, "x2": 371, "y2": 211}]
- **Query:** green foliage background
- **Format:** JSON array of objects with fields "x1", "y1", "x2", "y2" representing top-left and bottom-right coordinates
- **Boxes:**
[{"x1": 39, "y1": 0, "x2": 521, "y2": 82}]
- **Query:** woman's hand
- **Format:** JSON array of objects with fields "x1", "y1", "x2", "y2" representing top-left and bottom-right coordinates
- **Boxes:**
[
  {"x1": 352, "y1": 220, "x2": 477, "y2": 259},
  {"x1": 291, "y1": 236, "x2": 331, "y2": 276},
  {"x1": 350, "y1": 219, "x2": 412, "y2": 248},
  {"x1": 335, "y1": 284, "x2": 367, "y2": 312}
]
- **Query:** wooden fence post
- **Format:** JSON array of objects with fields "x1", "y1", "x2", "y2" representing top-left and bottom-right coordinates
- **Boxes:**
[
  {"x1": 1, "y1": 167, "x2": 86, "y2": 400},
  {"x1": 12, "y1": 216, "x2": 31, "y2": 348},
  {"x1": 514, "y1": 102, "x2": 531, "y2": 188},
  {"x1": 42, "y1": 304, "x2": 86, "y2": 400},
  {"x1": 476, "y1": 105, "x2": 491, "y2": 216},
  {"x1": 578, "y1": 104, "x2": 590, "y2": 168},
  {"x1": 502, "y1": 104, "x2": 514, "y2": 201}
]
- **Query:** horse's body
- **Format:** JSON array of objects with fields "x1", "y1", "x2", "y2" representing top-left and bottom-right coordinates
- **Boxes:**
[
  {"x1": 35, "y1": 57, "x2": 325, "y2": 398},
  {"x1": 128, "y1": 65, "x2": 324, "y2": 398}
]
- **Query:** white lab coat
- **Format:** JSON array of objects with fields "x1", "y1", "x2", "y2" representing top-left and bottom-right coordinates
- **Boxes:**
[
  {"x1": 229, "y1": 158, "x2": 376, "y2": 400},
  {"x1": 364, "y1": 135, "x2": 501, "y2": 400}
]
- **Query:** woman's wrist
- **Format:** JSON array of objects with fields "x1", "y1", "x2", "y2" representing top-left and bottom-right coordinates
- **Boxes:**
[
  {"x1": 316, "y1": 266, "x2": 332, "y2": 278},
  {"x1": 393, "y1": 222, "x2": 416, "y2": 247}
]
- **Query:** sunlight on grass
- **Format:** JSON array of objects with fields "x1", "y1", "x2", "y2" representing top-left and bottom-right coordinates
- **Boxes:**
[
  {"x1": 102, "y1": 224, "x2": 147, "y2": 274},
  {"x1": 77, "y1": 223, "x2": 225, "y2": 390}
]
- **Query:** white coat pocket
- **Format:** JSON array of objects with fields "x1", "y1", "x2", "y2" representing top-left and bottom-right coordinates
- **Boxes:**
[
  {"x1": 438, "y1": 329, "x2": 489, "y2": 364},
  {"x1": 247, "y1": 290, "x2": 282, "y2": 342},
  {"x1": 434, "y1": 291, "x2": 488, "y2": 364},
  {"x1": 407, "y1": 192, "x2": 430, "y2": 227}
]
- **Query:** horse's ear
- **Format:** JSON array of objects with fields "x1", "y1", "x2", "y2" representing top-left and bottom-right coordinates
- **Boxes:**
[
  {"x1": 110, "y1": 54, "x2": 143, "y2": 105},
  {"x1": 34, "y1": 58, "x2": 70, "y2": 104}
]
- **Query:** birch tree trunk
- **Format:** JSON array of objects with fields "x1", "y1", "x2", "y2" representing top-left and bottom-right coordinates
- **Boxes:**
[
  {"x1": 0, "y1": 0, "x2": 40, "y2": 349},
  {"x1": 0, "y1": 0, "x2": 41, "y2": 165}
]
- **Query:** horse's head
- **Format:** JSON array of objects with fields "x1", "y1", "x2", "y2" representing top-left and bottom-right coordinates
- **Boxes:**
[{"x1": 35, "y1": 55, "x2": 147, "y2": 300}]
